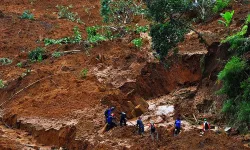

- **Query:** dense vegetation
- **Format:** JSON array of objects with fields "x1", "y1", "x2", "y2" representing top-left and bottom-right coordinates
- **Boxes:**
[{"x1": 218, "y1": 14, "x2": 250, "y2": 132}]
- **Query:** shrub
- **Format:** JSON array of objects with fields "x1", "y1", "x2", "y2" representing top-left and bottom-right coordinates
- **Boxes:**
[
  {"x1": 132, "y1": 38, "x2": 143, "y2": 48},
  {"x1": 218, "y1": 56, "x2": 247, "y2": 97},
  {"x1": 44, "y1": 26, "x2": 82, "y2": 46},
  {"x1": 212, "y1": 0, "x2": 231, "y2": 13},
  {"x1": 218, "y1": 10, "x2": 234, "y2": 28},
  {"x1": 0, "y1": 58, "x2": 12, "y2": 65},
  {"x1": 135, "y1": 25, "x2": 149, "y2": 34},
  {"x1": 80, "y1": 68, "x2": 88, "y2": 79},
  {"x1": 150, "y1": 21, "x2": 187, "y2": 60},
  {"x1": 56, "y1": 5, "x2": 83, "y2": 24},
  {"x1": 86, "y1": 26, "x2": 107, "y2": 44},
  {"x1": 52, "y1": 52, "x2": 62, "y2": 58},
  {"x1": 16, "y1": 62, "x2": 23, "y2": 68},
  {"x1": 0, "y1": 80, "x2": 5, "y2": 89},
  {"x1": 28, "y1": 47, "x2": 45, "y2": 62},
  {"x1": 20, "y1": 10, "x2": 34, "y2": 20},
  {"x1": 100, "y1": 0, "x2": 145, "y2": 24}
]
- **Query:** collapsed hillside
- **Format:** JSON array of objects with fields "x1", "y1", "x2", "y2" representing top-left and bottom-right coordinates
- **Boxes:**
[{"x1": 0, "y1": 0, "x2": 250, "y2": 149}]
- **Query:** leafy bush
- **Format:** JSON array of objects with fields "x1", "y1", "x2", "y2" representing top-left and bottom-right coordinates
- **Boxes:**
[
  {"x1": 212, "y1": 0, "x2": 231, "y2": 13},
  {"x1": 100, "y1": 0, "x2": 145, "y2": 24},
  {"x1": 132, "y1": 38, "x2": 143, "y2": 48},
  {"x1": 28, "y1": 47, "x2": 45, "y2": 62},
  {"x1": 0, "y1": 80, "x2": 5, "y2": 89},
  {"x1": 218, "y1": 56, "x2": 250, "y2": 131},
  {"x1": 192, "y1": 0, "x2": 216, "y2": 21},
  {"x1": 218, "y1": 10, "x2": 234, "y2": 28},
  {"x1": 135, "y1": 25, "x2": 149, "y2": 34},
  {"x1": 218, "y1": 56, "x2": 247, "y2": 97},
  {"x1": 20, "y1": 10, "x2": 34, "y2": 20},
  {"x1": 150, "y1": 21, "x2": 187, "y2": 60},
  {"x1": 80, "y1": 68, "x2": 88, "y2": 79},
  {"x1": 56, "y1": 5, "x2": 83, "y2": 24},
  {"x1": 0, "y1": 58, "x2": 12, "y2": 65},
  {"x1": 52, "y1": 52, "x2": 62, "y2": 58},
  {"x1": 44, "y1": 26, "x2": 82, "y2": 46},
  {"x1": 16, "y1": 62, "x2": 23, "y2": 68},
  {"x1": 86, "y1": 26, "x2": 107, "y2": 44}
]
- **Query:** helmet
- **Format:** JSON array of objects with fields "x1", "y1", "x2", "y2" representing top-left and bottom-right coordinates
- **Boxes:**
[
  {"x1": 204, "y1": 118, "x2": 207, "y2": 121},
  {"x1": 150, "y1": 121, "x2": 154, "y2": 124},
  {"x1": 111, "y1": 107, "x2": 115, "y2": 110}
]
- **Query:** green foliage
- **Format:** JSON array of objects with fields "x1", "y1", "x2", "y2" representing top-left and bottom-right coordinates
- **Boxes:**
[
  {"x1": 80, "y1": 68, "x2": 88, "y2": 79},
  {"x1": 16, "y1": 62, "x2": 23, "y2": 68},
  {"x1": 52, "y1": 52, "x2": 62, "y2": 58},
  {"x1": 218, "y1": 56, "x2": 250, "y2": 131},
  {"x1": 101, "y1": 0, "x2": 111, "y2": 23},
  {"x1": 212, "y1": 0, "x2": 230, "y2": 13},
  {"x1": 86, "y1": 26, "x2": 107, "y2": 44},
  {"x1": 222, "y1": 14, "x2": 250, "y2": 54},
  {"x1": 20, "y1": 10, "x2": 34, "y2": 20},
  {"x1": 135, "y1": 25, "x2": 149, "y2": 34},
  {"x1": 28, "y1": 47, "x2": 45, "y2": 62},
  {"x1": 193, "y1": 0, "x2": 216, "y2": 21},
  {"x1": 56, "y1": 5, "x2": 83, "y2": 24},
  {"x1": 150, "y1": 21, "x2": 187, "y2": 60},
  {"x1": 100, "y1": 0, "x2": 146, "y2": 24},
  {"x1": 44, "y1": 26, "x2": 82, "y2": 46},
  {"x1": 145, "y1": 0, "x2": 191, "y2": 23},
  {"x1": 0, "y1": 58, "x2": 12, "y2": 65},
  {"x1": 218, "y1": 10, "x2": 234, "y2": 27},
  {"x1": 246, "y1": 14, "x2": 250, "y2": 24},
  {"x1": 132, "y1": 38, "x2": 143, "y2": 48},
  {"x1": 0, "y1": 80, "x2": 5, "y2": 89},
  {"x1": 218, "y1": 56, "x2": 247, "y2": 97}
]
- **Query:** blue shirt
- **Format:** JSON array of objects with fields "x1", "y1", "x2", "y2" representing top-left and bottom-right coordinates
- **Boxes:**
[
  {"x1": 137, "y1": 119, "x2": 144, "y2": 127},
  {"x1": 107, "y1": 116, "x2": 114, "y2": 124},
  {"x1": 175, "y1": 119, "x2": 181, "y2": 128}
]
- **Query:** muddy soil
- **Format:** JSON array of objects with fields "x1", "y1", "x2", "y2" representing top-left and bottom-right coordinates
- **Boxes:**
[{"x1": 0, "y1": 0, "x2": 250, "y2": 149}]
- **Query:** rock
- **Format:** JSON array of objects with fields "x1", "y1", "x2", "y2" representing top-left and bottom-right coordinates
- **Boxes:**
[
  {"x1": 243, "y1": 134, "x2": 250, "y2": 142},
  {"x1": 133, "y1": 97, "x2": 149, "y2": 111},
  {"x1": 131, "y1": 104, "x2": 147, "y2": 117}
]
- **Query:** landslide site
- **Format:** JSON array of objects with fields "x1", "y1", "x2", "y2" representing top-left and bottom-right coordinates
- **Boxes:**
[{"x1": 0, "y1": 0, "x2": 250, "y2": 149}]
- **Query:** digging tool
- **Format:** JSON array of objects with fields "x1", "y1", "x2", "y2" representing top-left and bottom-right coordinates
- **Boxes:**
[{"x1": 98, "y1": 123, "x2": 108, "y2": 134}]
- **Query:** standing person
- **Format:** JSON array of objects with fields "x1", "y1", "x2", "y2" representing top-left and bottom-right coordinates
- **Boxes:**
[
  {"x1": 120, "y1": 112, "x2": 127, "y2": 126},
  {"x1": 149, "y1": 121, "x2": 158, "y2": 140},
  {"x1": 136, "y1": 116, "x2": 144, "y2": 135},
  {"x1": 104, "y1": 107, "x2": 115, "y2": 122},
  {"x1": 174, "y1": 117, "x2": 181, "y2": 136},
  {"x1": 203, "y1": 119, "x2": 210, "y2": 132},
  {"x1": 106, "y1": 113, "x2": 117, "y2": 131}
]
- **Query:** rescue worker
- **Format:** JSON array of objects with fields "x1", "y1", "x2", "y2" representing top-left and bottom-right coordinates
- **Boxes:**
[
  {"x1": 104, "y1": 107, "x2": 115, "y2": 122},
  {"x1": 174, "y1": 117, "x2": 181, "y2": 136},
  {"x1": 136, "y1": 116, "x2": 144, "y2": 135},
  {"x1": 203, "y1": 118, "x2": 210, "y2": 132},
  {"x1": 120, "y1": 112, "x2": 127, "y2": 126},
  {"x1": 149, "y1": 121, "x2": 158, "y2": 140},
  {"x1": 106, "y1": 113, "x2": 117, "y2": 131}
]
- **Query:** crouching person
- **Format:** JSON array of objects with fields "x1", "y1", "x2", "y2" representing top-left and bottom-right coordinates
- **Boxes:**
[{"x1": 106, "y1": 113, "x2": 117, "y2": 131}]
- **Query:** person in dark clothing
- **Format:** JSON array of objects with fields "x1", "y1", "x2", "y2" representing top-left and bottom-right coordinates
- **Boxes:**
[
  {"x1": 106, "y1": 113, "x2": 117, "y2": 131},
  {"x1": 104, "y1": 107, "x2": 115, "y2": 122},
  {"x1": 120, "y1": 112, "x2": 127, "y2": 126},
  {"x1": 136, "y1": 116, "x2": 144, "y2": 135},
  {"x1": 149, "y1": 121, "x2": 158, "y2": 140},
  {"x1": 174, "y1": 117, "x2": 181, "y2": 136}
]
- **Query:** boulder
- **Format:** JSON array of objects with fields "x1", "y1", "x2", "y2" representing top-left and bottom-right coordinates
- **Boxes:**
[{"x1": 131, "y1": 104, "x2": 147, "y2": 117}]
